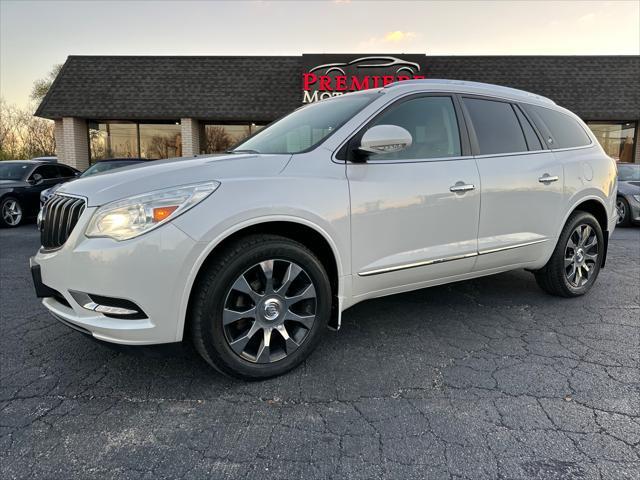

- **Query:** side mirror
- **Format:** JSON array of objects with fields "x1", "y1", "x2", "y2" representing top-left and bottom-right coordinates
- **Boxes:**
[
  {"x1": 30, "y1": 173, "x2": 44, "y2": 185},
  {"x1": 358, "y1": 125, "x2": 412, "y2": 156}
]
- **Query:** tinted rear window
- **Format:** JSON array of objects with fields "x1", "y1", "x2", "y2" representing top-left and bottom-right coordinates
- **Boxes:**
[
  {"x1": 527, "y1": 105, "x2": 591, "y2": 149},
  {"x1": 463, "y1": 98, "x2": 527, "y2": 155}
]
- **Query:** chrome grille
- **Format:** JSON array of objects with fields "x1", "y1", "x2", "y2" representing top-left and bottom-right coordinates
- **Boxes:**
[{"x1": 40, "y1": 194, "x2": 86, "y2": 250}]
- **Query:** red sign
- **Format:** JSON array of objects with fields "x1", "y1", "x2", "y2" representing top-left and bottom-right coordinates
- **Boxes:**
[{"x1": 301, "y1": 55, "x2": 426, "y2": 103}]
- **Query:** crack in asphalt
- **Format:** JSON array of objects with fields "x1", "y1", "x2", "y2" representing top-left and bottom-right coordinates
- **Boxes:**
[{"x1": 1, "y1": 225, "x2": 638, "y2": 479}]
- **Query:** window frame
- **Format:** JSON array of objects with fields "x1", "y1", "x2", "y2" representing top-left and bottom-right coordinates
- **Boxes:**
[
  {"x1": 339, "y1": 93, "x2": 472, "y2": 164},
  {"x1": 458, "y1": 94, "x2": 549, "y2": 158}
]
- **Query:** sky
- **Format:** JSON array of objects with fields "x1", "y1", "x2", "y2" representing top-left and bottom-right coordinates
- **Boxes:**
[{"x1": 1, "y1": 0, "x2": 639, "y2": 108}]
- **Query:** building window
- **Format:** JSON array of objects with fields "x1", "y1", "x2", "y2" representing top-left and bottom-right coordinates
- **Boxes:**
[
  {"x1": 587, "y1": 122, "x2": 637, "y2": 163},
  {"x1": 201, "y1": 124, "x2": 264, "y2": 154},
  {"x1": 88, "y1": 121, "x2": 181, "y2": 162},
  {"x1": 139, "y1": 124, "x2": 182, "y2": 159}
]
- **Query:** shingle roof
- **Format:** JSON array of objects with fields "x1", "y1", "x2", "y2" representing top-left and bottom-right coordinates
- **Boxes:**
[
  {"x1": 423, "y1": 56, "x2": 640, "y2": 121},
  {"x1": 36, "y1": 55, "x2": 639, "y2": 121},
  {"x1": 35, "y1": 56, "x2": 302, "y2": 121}
]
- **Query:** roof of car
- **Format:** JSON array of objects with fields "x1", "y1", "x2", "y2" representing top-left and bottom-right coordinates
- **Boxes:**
[
  {"x1": 384, "y1": 79, "x2": 556, "y2": 107},
  {"x1": 95, "y1": 158, "x2": 150, "y2": 163},
  {"x1": 2, "y1": 160, "x2": 54, "y2": 164}
]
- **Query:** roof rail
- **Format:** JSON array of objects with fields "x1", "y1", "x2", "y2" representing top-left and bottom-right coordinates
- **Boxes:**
[{"x1": 385, "y1": 79, "x2": 556, "y2": 105}]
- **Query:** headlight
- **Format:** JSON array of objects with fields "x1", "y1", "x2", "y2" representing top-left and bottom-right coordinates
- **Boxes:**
[
  {"x1": 86, "y1": 182, "x2": 219, "y2": 240},
  {"x1": 633, "y1": 195, "x2": 640, "y2": 203}
]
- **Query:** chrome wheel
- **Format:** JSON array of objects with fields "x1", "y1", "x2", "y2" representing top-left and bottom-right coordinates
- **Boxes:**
[
  {"x1": 616, "y1": 199, "x2": 626, "y2": 225},
  {"x1": 564, "y1": 224, "x2": 599, "y2": 288},
  {"x1": 222, "y1": 259, "x2": 317, "y2": 364},
  {"x1": 2, "y1": 199, "x2": 22, "y2": 226}
]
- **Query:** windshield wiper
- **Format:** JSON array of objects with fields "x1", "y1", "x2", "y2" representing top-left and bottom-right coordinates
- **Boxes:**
[{"x1": 226, "y1": 149, "x2": 260, "y2": 154}]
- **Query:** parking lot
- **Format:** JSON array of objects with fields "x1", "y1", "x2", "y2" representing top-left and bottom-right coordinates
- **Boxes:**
[{"x1": 0, "y1": 224, "x2": 638, "y2": 479}]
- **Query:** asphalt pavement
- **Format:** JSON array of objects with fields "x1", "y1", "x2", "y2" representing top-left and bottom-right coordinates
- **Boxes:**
[{"x1": 1, "y1": 223, "x2": 639, "y2": 479}]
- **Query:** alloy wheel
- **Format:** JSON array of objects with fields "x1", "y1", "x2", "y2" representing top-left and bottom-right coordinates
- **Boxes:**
[
  {"x1": 564, "y1": 224, "x2": 599, "y2": 288},
  {"x1": 616, "y1": 199, "x2": 626, "y2": 225},
  {"x1": 222, "y1": 259, "x2": 317, "y2": 363},
  {"x1": 2, "y1": 200, "x2": 22, "y2": 226}
]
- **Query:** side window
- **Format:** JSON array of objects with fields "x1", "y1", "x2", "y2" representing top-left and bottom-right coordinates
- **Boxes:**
[
  {"x1": 32, "y1": 165, "x2": 59, "y2": 179},
  {"x1": 367, "y1": 96, "x2": 461, "y2": 161},
  {"x1": 514, "y1": 105, "x2": 543, "y2": 151},
  {"x1": 527, "y1": 105, "x2": 591, "y2": 149},
  {"x1": 463, "y1": 98, "x2": 527, "y2": 155},
  {"x1": 57, "y1": 166, "x2": 76, "y2": 178}
]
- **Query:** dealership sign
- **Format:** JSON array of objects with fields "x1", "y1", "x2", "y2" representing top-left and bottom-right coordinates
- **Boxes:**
[{"x1": 301, "y1": 54, "x2": 426, "y2": 103}]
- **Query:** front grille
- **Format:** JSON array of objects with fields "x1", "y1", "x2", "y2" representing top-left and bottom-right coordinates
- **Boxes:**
[{"x1": 41, "y1": 194, "x2": 86, "y2": 250}]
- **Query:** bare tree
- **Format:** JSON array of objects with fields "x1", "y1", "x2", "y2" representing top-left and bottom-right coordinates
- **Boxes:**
[
  {"x1": 0, "y1": 100, "x2": 56, "y2": 160},
  {"x1": 30, "y1": 64, "x2": 64, "y2": 103},
  {"x1": 204, "y1": 125, "x2": 235, "y2": 153}
]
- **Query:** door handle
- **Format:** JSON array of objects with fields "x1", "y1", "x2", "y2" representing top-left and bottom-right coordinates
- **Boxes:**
[
  {"x1": 538, "y1": 174, "x2": 559, "y2": 184},
  {"x1": 449, "y1": 183, "x2": 475, "y2": 193}
]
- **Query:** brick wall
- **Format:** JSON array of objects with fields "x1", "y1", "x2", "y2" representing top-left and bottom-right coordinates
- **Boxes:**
[
  {"x1": 181, "y1": 118, "x2": 200, "y2": 157},
  {"x1": 60, "y1": 117, "x2": 89, "y2": 170}
]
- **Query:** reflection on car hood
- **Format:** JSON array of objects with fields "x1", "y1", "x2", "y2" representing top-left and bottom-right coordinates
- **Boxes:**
[
  {"x1": 618, "y1": 180, "x2": 640, "y2": 195},
  {"x1": 56, "y1": 154, "x2": 292, "y2": 207},
  {"x1": 0, "y1": 179, "x2": 28, "y2": 188}
]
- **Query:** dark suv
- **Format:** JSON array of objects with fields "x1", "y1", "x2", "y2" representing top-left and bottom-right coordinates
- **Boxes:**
[{"x1": 0, "y1": 160, "x2": 79, "y2": 227}]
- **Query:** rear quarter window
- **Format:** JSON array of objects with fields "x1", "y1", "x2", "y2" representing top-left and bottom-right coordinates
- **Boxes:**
[{"x1": 527, "y1": 105, "x2": 591, "y2": 149}]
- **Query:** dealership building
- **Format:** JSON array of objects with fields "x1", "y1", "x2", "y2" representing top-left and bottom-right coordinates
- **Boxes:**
[{"x1": 36, "y1": 54, "x2": 640, "y2": 169}]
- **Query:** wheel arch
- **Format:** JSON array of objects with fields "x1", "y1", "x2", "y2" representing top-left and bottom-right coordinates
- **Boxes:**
[
  {"x1": 179, "y1": 217, "x2": 344, "y2": 340},
  {"x1": 564, "y1": 196, "x2": 610, "y2": 267}
]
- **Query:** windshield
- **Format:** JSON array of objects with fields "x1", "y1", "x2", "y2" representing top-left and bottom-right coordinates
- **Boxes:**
[
  {"x1": 81, "y1": 161, "x2": 141, "y2": 177},
  {"x1": 618, "y1": 164, "x2": 640, "y2": 182},
  {"x1": 0, "y1": 163, "x2": 31, "y2": 181},
  {"x1": 232, "y1": 92, "x2": 379, "y2": 154}
]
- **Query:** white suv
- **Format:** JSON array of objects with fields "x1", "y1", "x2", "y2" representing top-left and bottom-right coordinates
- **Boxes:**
[{"x1": 32, "y1": 80, "x2": 617, "y2": 379}]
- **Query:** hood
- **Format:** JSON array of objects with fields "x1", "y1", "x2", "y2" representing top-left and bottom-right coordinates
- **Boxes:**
[
  {"x1": 617, "y1": 180, "x2": 640, "y2": 195},
  {"x1": 57, "y1": 153, "x2": 292, "y2": 207},
  {"x1": 0, "y1": 179, "x2": 28, "y2": 188}
]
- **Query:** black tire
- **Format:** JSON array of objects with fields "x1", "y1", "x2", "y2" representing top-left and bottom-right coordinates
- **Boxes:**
[
  {"x1": 616, "y1": 196, "x2": 631, "y2": 227},
  {"x1": 534, "y1": 211, "x2": 604, "y2": 297},
  {"x1": 0, "y1": 196, "x2": 23, "y2": 228},
  {"x1": 190, "y1": 234, "x2": 331, "y2": 380}
]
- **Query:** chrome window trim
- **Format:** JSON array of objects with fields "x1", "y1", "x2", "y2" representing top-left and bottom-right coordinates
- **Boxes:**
[
  {"x1": 473, "y1": 149, "x2": 552, "y2": 160},
  {"x1": 549, "y1": 143, "x2": 595, "y2": 153},
  {"x1": 358, "y1": 238, "x2": 549, "y2": 277}
]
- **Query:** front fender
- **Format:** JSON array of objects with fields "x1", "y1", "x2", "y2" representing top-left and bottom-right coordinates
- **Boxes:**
[{"x1": 174, "y1": 213, "x2": 349, "y2": 341}]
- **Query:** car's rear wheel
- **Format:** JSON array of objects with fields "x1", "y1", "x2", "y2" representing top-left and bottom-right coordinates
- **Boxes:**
[
  {"x1": 0, "y1": 197, "x2": 23, "y2": 228},
  {"x1": 190, "y1": 234, "x2": 331, "y2": 379},
  {"x1": 534, "y1": 211, "x2": 604, "y2": 297},
  {"x1": 616, "y1": 197, "x2": 630, "y2": 227}
]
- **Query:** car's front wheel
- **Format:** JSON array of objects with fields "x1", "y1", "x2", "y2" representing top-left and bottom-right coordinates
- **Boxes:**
[
  {"x1": 0, "y1": 197, "x2": 23, "y2": 228},
  {"x1": 190, "y1": 234, "x2": 331, "y2": 379},
  {"x1": 616, "y1": 197, "x2": 630, "y2": 227},
  {"x1": 534, "y1": 211, "x2": 604, "y2": 297}
]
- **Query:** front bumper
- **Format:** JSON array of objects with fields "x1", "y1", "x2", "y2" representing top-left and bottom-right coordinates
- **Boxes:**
[{"x1": 32, "y1": 208, "x2": 202, "y2": 345}]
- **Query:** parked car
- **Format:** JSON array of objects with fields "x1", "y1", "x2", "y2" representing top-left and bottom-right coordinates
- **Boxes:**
[
  {"x1": 0, "y1": 160, "x2": 78, "y2": 227},
  {"x1": 40, "y1": 158, "x2": 150, "y2": 206},
  {"x1": 31, "y1": 80, "x2": 617, "y2": 379},
  {"x1": 615, "y1": 163, "x2": 640, "y2": 226}
]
